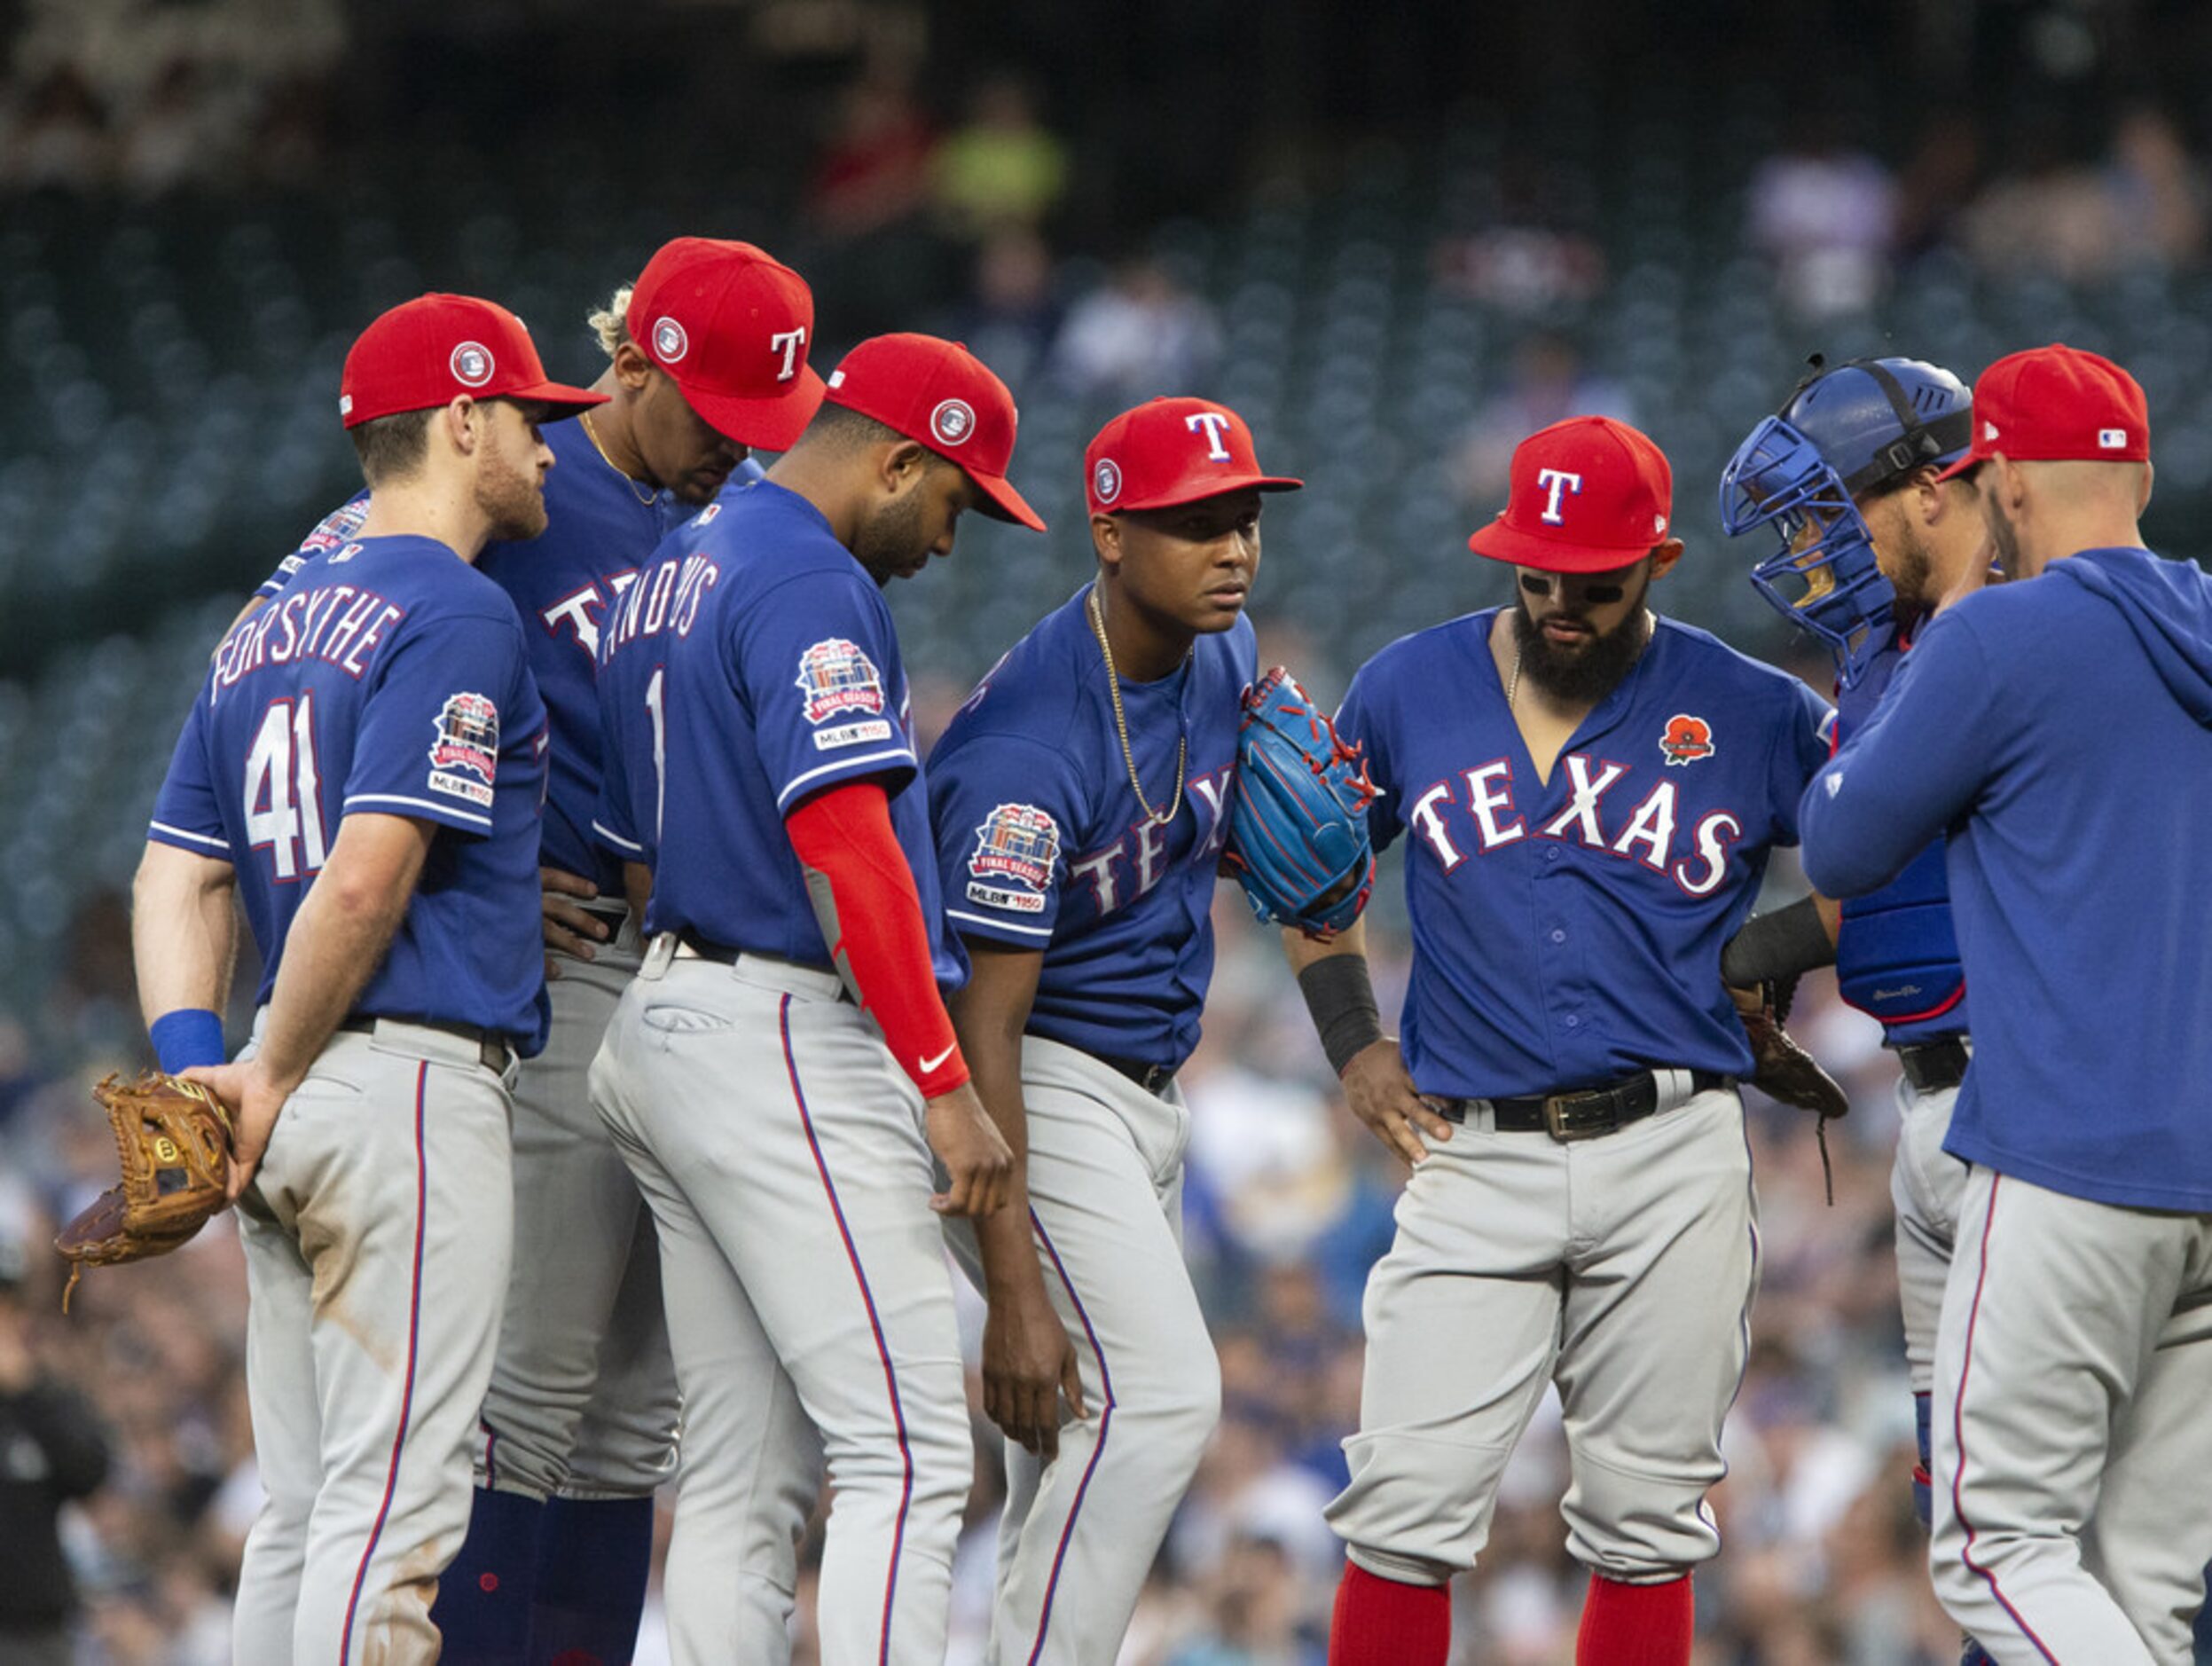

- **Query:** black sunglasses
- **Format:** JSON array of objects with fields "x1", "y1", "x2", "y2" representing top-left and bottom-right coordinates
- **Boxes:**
[{"x1": 1520, "y1": 572, "x2": 1628, "y2": 605}]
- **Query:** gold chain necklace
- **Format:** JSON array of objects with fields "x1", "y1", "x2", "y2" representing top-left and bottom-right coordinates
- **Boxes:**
[
  {"x1": 1506, "y1": 640, "x2": 1524, "y2": 708},
  {"x1": 579, "y1": 409, "x2": 658, "y2": 507},
  {"x1": 1086, "y1": 585, "x2": 1187, "y2": 827}
]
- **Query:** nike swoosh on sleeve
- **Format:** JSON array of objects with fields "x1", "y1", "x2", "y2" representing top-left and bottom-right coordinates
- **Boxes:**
[{"x1": 921, "y1": 1044, "x2": 957, "y2": 1073}]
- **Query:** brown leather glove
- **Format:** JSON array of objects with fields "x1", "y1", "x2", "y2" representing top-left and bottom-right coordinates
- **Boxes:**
[
  {"x1": 1736, "y1": 982, "x2": 1850, "y2": 1121},
  {"x1": 55, "y1": 1072, "x2": 233, "y2": 1310}
]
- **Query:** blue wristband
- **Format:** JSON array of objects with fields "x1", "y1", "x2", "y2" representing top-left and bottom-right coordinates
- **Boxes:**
[{"x1": 150, "y1": 1009, "x2": 226, "y2": 1074}]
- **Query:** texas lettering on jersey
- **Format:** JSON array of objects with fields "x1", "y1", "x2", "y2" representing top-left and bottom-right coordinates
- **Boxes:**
[
  {"x1": 539, "y1": 569, "x2": 640, "y2": 658},
  {"x1": 1404, "y1": 750, "x2": 1741, "y2": 896},
  {"x1": 1064, "y1": 765, "x2": 1235, "y2": 915}
]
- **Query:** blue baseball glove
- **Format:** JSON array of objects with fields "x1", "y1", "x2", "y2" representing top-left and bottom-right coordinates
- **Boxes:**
[{"x1": 1225, "y1": 667, "x2": 1380, "y2": 939}]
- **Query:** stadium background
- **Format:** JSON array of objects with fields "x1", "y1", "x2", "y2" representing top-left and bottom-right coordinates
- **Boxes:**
[{"x1": 1, "y1": 0, "x2": 2208, "y2": 1658}]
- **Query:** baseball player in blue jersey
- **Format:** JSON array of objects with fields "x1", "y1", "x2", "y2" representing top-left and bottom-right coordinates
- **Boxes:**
[
  {"x1": 590, "y1": 333, "x2": 1043, "y2": 1663},
  {"x1": 925, "y1": 396, "x2": 1298, "y2": 1662},
  {"x1": 1801, "y1": 344, "x2": 2212, "y2": 1664},
  {"x1": 1285, "y1": 416, "x2": 1832, "y2": 1666},
  {"x1": 245, "y1": 239, "x2": 823, "y2": 1665},
  {"x1": 1719, "y1": 356, "x2": 1999, "y2": 1663},
  {"x1": 129, "y1": 293, "x2": 604, "y2": 1662}
]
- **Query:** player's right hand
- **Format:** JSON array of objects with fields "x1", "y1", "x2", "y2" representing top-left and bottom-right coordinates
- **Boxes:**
[
  {"x1": 184, "y1": 1058, "x2": 290, "y2": 1203},
  {"x1": 983, "y1": 1272, "x2": 1087, "y2": 1460},
  {"x1": 924, "y1": 1083, "x2": 1014, "y2": 1216},
  {"x1": 1340, "y1": 1038, "x2": 1452, "y2": 1167},
  {"x1": 539, "y1": 866, "x2": 611, "y2": 973}
]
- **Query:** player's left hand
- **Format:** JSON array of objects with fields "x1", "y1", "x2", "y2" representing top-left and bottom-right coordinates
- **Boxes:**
[
  {"x1": 1340, "y1": 1038, "x2": 1452, "y2": 1167},
  {"x1": 982, "y1": 1272, "x2": 1087, "y2": 1460},
  {"x1": 924, "y1": 1083, "x2": 1014, "y2": 1216},
  {"x1": 184, "y1": 1058, "x2": 291, "y2": 1202},
  {"x1": 540, "y1": 866, "x2": 610, "y2": 975}
]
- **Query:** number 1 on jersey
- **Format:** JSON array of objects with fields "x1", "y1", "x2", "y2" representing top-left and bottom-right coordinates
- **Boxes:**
[
  {"x1": 245, "y1": 695, "x2": 329, "y2": 881},
  {"x1": 645, "y1": 664, "x2": 668, "y2": 842}
]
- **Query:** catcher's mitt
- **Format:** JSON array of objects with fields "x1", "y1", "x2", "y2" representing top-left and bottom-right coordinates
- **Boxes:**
[
  {"x1": 55, "y1": 1072, "x2": 232, "y2": 1310},
  {"x1": 1225, "y1": 666, "x2": 1381, "y2": 939}
]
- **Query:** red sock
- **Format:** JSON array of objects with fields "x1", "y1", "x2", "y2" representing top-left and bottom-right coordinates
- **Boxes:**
[
  {"x1": 1329, "y1": 1561, "x2": 1450, "y2": 1666},
  {"x1": 1575, "y1": 1571, "x2": 1693, "y2": 1666}
]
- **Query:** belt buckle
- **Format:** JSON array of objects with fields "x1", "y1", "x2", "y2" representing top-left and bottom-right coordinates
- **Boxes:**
[{"x1": 1542, "y1": 1089, "x2": 1611, "y2": 1143}]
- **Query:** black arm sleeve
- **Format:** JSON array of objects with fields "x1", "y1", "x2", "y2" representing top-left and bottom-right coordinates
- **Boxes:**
[{"x1": 1721, "y1": 894, "x2": 1837, "y2": 986}]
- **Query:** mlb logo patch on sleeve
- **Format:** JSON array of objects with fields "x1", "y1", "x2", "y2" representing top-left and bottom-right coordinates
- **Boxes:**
[
  {"x1": 428, "y1": 692, "x2": 500, "y2": 806},
  {"x1": 795, "y1": 638, "x2": 886, "y2": 725}
]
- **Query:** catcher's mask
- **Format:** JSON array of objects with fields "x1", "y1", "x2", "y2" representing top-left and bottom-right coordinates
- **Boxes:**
[{"x1": 1720, "y1": 356, "x2": 1970, "y2": 688}]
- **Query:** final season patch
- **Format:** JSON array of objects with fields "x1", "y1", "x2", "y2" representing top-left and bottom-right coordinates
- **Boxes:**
[
  {"x1": 299, "y1": 498, "x2": 371, "y2": 557},
  {"x1": 1659, "y1": 713, "x2": 1714, "y2": 766},
  {"x1": 969, "y1": 802, "x2": 1061, "y2": 893},
  {"x1": 428, "y1": 691, "x2": 500, "y2": 806},
  {"x1": 796, "y1": 638, "x2": 886, "y2": 724}
]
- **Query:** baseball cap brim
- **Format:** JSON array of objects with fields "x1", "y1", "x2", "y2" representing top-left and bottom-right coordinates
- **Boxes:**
[
  {"x1": 1113, "y1": 472, "x2": 1305, "y2": 514},
  {"x1": 502, "y1": 378, "x2": 612, "y2": 420},
  {"x1": 1933, "y1": 448, "x2": 1986, "y2": 483},
  {"x1": 962, "y1": 466, "x2": 1047, "y2": 531},
  {"x1": 675, "y1": 364, "x2": 828, "y2": 451},
  {"x1": 1468, "y1": 515, "x2": 1659, "y2": 574}
]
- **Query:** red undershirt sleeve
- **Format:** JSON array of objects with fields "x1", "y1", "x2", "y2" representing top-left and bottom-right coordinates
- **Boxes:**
[{"x1": 785, "y1": 780, "x2": 970, "y2": 1098}]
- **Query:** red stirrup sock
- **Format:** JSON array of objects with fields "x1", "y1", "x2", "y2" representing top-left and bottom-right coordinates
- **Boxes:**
[
  {"x1": 1575, "y1": 1571, "x2": 1694, "y2": 1666},
  {"x1": 1329, "y1": 1561, "x2": 1450, "y2": 1666}
]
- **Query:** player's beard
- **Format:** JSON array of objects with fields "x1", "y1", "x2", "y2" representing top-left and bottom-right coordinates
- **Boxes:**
[
  {"x1": 1883, "y1": 524, "x2": 1936, "y2": 633},
  {"x1": 478, "y1": 445, "x2": 550, "y2": 542},
  {"x1": 1512, "y1": 580, "x2": 1653, "y2": 703},
  {"x1": 851, "y1": 489, "x2": 930, "y2": 586}
]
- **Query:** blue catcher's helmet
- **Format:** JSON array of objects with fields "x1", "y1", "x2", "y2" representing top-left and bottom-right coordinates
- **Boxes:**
[{"x1": 1719, "y1": 357, "x2": 1972, "y2": 688}]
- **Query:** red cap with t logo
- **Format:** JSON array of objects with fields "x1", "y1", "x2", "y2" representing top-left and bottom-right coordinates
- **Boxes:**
[
  {"x1": 626, "y1": 238, "x2": 826, "y2": 450},
  {"x1": 822, "y1": 333, "x2": 1046, "y2": 530},
  {"x1": 1935, "y1": 343, "x2": 2149, "y2": 480},
  {"x1": 1468, "y1": 414, "x2": 1675, "y2": 573},
  {"x1": 340, "y1": 294, "x2": 608, "y2": 428},
  {"x1": 1084, "y1": 397, "x2": 1302, "y2": 515}
]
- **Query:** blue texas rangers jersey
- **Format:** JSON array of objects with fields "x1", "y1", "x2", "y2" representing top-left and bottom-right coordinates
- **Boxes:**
[
  {"x1": 1337, "y1": 609, "x2": 1831, "y2": 1099},
  {"x1": 594, "y1": 480, "x2": 960, "y2": 983},
  {"x1": 1830, "y1": 633, "x2": 1969, "y2": 1046},
  {"x1": 263, "y1": 421, "x2": 736, "y2": 893},
  {"x1": 927, "y1": 588, "x2": 1256, "y2": 1068},
  {"x1": 152, "y1": 535, "x2": 551, "y2": 1050},
  {"x1": 1801, "y1": 546, "x2": 2212, "y2": 1212}
]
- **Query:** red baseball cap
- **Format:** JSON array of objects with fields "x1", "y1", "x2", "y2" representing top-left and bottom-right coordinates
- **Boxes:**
[
  {"x1": 1935, "y1": 343, "x2": 2150, "y2": 481},
  {"x1": 1469, "y1": 415, "x2": 1675, "y2": 573},
  {"x1": 823, "y1": 333, "x2": 1045, "y2": 530},
  {"x1": 340, "y1": 294, "x2": 607, "y2": 428},
  {"x1": 627, "y1": 238, "x2": 826, "y2": 450},
  {"x1": 1084, "y1": 397, "x2": 1302, "y2": 515}
]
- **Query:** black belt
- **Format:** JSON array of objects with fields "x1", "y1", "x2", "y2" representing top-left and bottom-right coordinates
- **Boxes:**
[
  {"x1": 675, "y1": 931, "x2": 856, "y2": 1004},
  {"x1": 1428, "y1": 1068, "x2": 1728, "y2": 1142},
  {"x1": 1093, "y1": 1052, "x2": 1179, "y2": 1096},
  {"x1": 574, "y1": 898, "x2": 631, "y2": 925},
  {"x1": 1895, "y1": 1035, "x2": 1971, "y2": 1093},
  {"x1": 338, "y1": 1017, "x2": 513, "y2": 1074}
]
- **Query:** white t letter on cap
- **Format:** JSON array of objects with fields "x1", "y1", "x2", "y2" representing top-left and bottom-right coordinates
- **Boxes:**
[
  {"x1": 1536, "y1": 468, "x2": 1583, "y2": 525},
  {"x1": 771, "y1": 326, "x2": 808, "y2": 382},
  {"x1": 1186, "y1": 411, "x2": 1234, "y2": 461}
]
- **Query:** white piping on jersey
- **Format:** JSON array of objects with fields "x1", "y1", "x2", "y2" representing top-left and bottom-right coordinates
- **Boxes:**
[
  {"x1": 773, "y1": 747, "x2": 918, "y2": 811},
  {"x1": 149, "y1": 821, "x2": 232, "y2": 853},
  {"x1": 945, "y1": 908, "x2": 1053, "y2": 938},
  {"x1": 343, "y1": 791, "x2": 494, "y2": 829},
  {"x1": 591, "y1": 818, "x2": 645, "y2": 856}
]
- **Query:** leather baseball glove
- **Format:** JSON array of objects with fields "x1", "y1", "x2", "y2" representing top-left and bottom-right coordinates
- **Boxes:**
[
  {"x1": 1224, "y1": 666, "x2": 1381, "y2": 939},
  {"x1": 1736, "y1": 977, "x2": 1849, "y2": 1122},
  {"x1": 55, "y1": 1071, "x2": 233, "y2": 1310}
]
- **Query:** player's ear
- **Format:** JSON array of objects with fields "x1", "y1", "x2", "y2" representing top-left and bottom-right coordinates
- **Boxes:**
[
  {"x1": 2137, "y1": 459, "x2": 2154, "y2": 515},
  {"x1": 1091, "y1": 512, "x2": 1123, "y2": 572},
  {"x1": 1648, "y1": 539, "x2": 1685, "y2": 582},
  {"x1": 611, "y1": 339, "x2": 655, "y2": 394},
  {"x1": 879, "y1": 438, "x2": 931, "y2": 496},
  {"x1": 442, "y1": 395, "x2": 481, "y2": 456}
]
